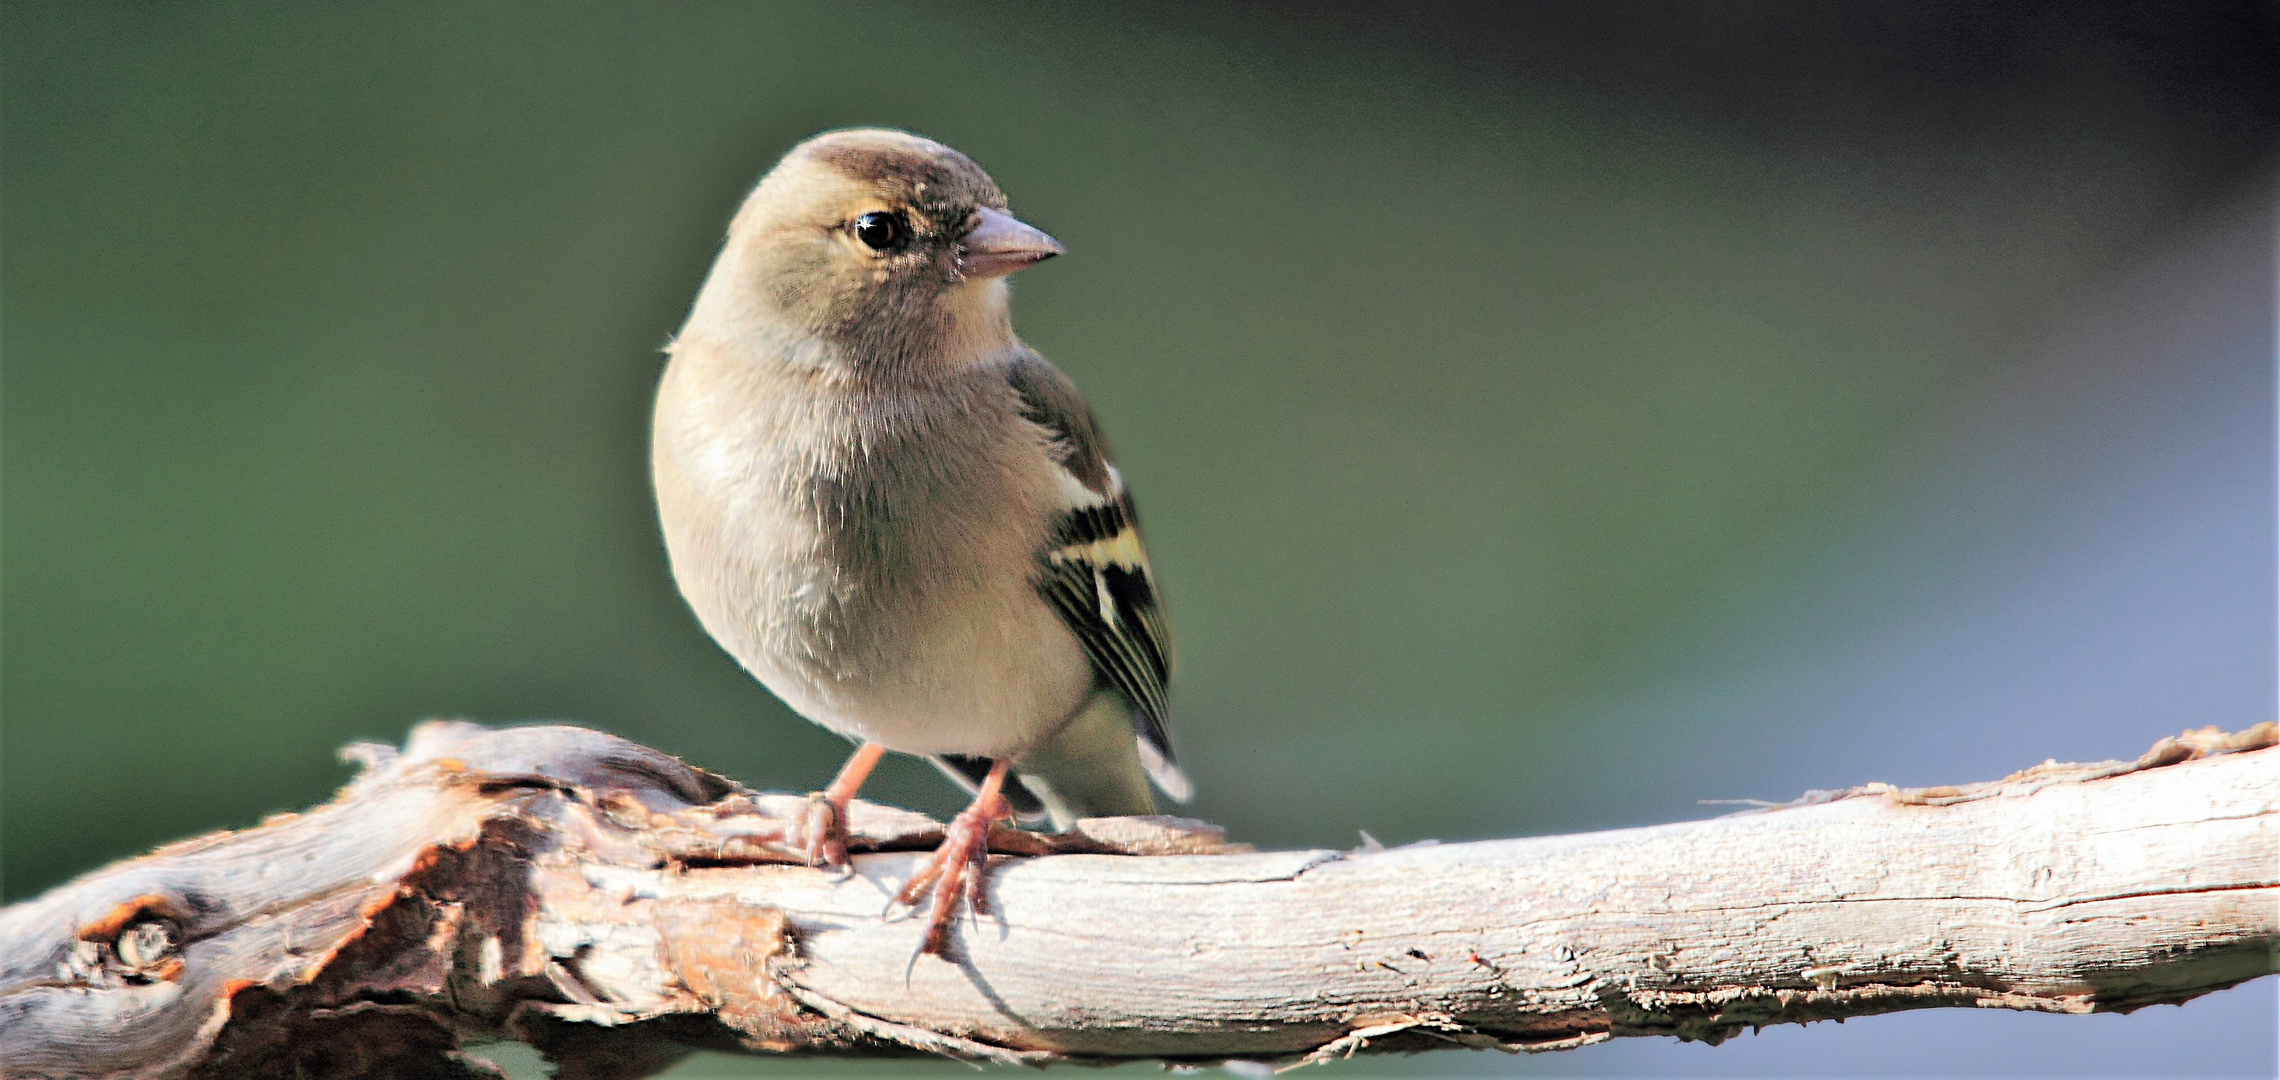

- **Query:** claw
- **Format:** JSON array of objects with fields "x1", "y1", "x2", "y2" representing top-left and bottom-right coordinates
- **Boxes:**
[
  {"x1": 894, "y1": 844, "x2": 948, "y2": 904},
  {"x1": 797, "y1": 792, "x2": 849, "y2": 870},
  {"x1": 896, "y1": 760, "x2": 1013, "y2": 958},
  {"x1": 966, "y1": 855, "x2": 994, "y2": 919}
]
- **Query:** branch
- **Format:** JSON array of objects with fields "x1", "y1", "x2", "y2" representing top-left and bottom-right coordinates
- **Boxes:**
[{"x1": 3, "y1": 722, "x2": 2273, "y2": 1080}]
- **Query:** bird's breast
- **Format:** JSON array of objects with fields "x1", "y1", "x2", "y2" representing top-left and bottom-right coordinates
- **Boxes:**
[{"x1": 653, "y1": 349, "x2": 1090, "y2": 755}]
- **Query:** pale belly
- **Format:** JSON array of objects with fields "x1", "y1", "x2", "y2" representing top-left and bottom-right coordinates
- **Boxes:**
[
  {"x1": 655, "y1": 421, "x2": 1094, "y2": 758},
  {"x1": 747, "y1": 568, "x2": 1096, "y2": 757}
]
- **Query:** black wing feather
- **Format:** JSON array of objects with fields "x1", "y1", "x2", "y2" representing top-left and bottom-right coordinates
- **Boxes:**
[{"x1": 1006, "y1": 354, "x2": 1184, "y2": 791}]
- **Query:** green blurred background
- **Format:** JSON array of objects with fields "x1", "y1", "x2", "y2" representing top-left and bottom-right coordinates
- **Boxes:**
[{"x1": 5, "y1": 3, "x2": 2275, "y2": 1076}]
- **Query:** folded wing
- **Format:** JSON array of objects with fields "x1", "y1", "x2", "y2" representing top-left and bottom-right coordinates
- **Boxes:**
[{"x1": 1006, "y1": 353, "x2": 1190, "y2": 801}]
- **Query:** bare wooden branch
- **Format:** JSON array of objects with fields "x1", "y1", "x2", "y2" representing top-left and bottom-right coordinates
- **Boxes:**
[{"x1": 4, "y1": 721, "x2": 2274, "y2": 1080}]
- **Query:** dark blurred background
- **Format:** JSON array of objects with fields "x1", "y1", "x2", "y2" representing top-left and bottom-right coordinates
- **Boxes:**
[{"x1": 5, "y1": 2, "x2": 2275, "y2": 1076}]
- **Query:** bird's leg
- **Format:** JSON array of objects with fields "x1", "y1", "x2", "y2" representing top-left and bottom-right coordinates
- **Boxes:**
[
  {"x1": 895, "y1": 757, "x2": 1011, "y2": 957},
  {"x1": 799, "y1": 741, "x2": 885, "y2": 869}
]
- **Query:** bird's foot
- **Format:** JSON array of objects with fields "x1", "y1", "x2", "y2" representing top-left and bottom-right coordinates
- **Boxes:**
[
  {"x1": 798, "y1": 741, "x2": 885, "y2": 872},
  {"x1": 894, "y1": 791, "x2": 1010, "y2": 957},
  {"x1": 794, "y1": 791, "x2": 851, "y2": 871}
]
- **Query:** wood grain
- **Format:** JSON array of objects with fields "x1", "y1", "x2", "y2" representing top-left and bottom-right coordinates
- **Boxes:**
[{"x1": 3, "y1": 721, "x2": 2272, "y2": 1079}]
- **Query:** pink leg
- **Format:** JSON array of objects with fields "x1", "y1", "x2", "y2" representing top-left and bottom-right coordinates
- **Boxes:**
[{"x1": 894, "y1": 758, "x2": 1011, "y2": 957}]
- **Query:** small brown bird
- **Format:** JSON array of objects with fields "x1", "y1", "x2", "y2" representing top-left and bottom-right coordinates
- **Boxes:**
[{"x1": 651, "y1": 129, "x2": 1187, "y2": 954}]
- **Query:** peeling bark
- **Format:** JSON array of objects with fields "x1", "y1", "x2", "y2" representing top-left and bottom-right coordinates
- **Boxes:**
[{"x1": 2, "y1": 721, "x2": 2273, "y2": 1079}]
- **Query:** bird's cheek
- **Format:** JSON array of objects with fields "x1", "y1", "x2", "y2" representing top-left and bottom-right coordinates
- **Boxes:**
[{"x1": 930, "y1": 248, "x2": 965, "y2": 283}]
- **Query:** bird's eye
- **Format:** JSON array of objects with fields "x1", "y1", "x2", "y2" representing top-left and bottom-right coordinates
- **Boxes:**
[{"x1": 852, "y1": 211, "x2": 908, "y2": 252}]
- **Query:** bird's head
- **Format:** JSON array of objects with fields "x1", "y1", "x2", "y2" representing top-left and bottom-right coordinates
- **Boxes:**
[{"x1": 693, "y1": 129, "x2": 1062, "y2": 378}]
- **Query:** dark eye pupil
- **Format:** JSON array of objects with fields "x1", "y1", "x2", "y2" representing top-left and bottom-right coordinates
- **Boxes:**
[{"x1": 853, "y1": 212, "x2": 905, "y2": 251}]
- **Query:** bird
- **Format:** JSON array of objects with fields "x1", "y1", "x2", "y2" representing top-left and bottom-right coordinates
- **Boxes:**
[{"x1": 651, "y1": 128, "x2": 1187, "y2": 955}]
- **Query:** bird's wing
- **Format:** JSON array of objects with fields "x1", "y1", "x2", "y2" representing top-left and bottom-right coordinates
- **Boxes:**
[{"x1": 1005, "y1": 352, "x2": 1190, "y2": 801}]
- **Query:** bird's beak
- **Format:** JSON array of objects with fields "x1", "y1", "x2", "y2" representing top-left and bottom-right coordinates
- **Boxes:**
[{"x1": 957, "y1": 207, "x2": 1063, "y2": 281}]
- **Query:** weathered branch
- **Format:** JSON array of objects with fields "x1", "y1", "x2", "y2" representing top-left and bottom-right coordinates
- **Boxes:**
[{"x1": 3, "y1": 721, "x2": 2273, "y2": 1080}]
